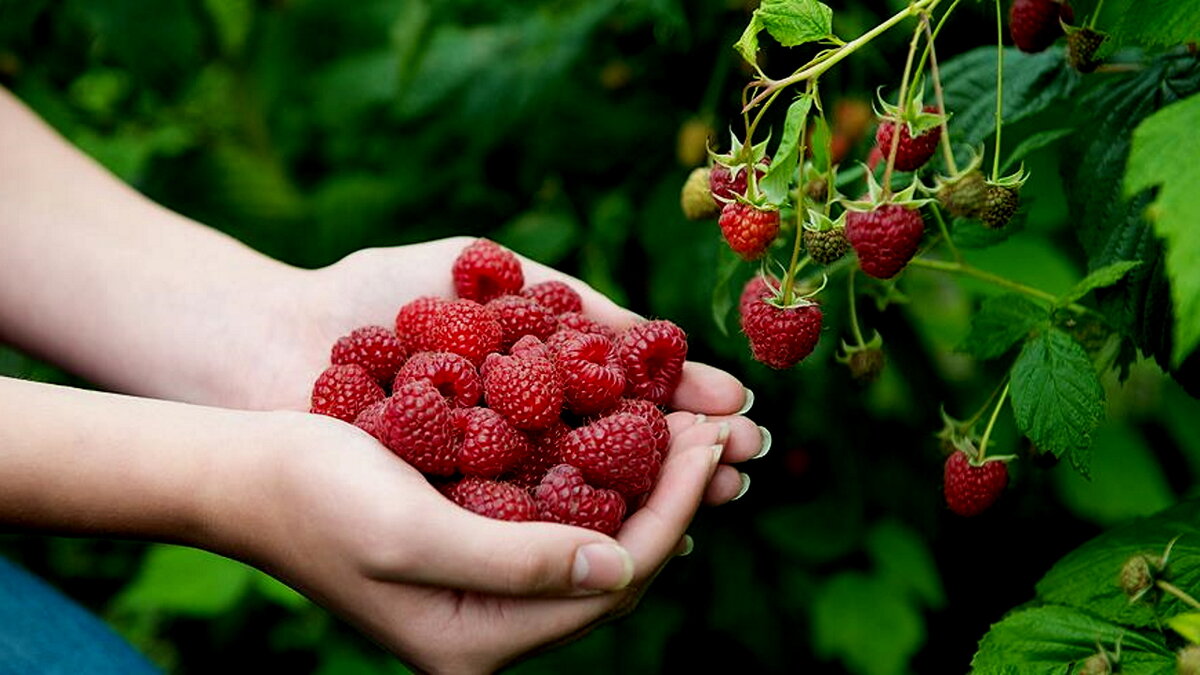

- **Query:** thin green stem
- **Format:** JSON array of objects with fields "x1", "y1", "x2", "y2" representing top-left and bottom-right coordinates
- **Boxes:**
[
  {"x1": 907, "y1": 257, "x2": 1103, "y2": 317},
  {"x1": 992, "y1": 0, "x2": 1005, "y2": 180},
  {"x1": 1088, "y1": 0, "x2": 1106, "y2": 29},
  {"x1": 977, "y1": 381, "x2": 1009, "y2": 460},
  {"x1": 848, "y1": 269, "x2": 866, "y2": 346},
  {"x1": 745, "y1": 89, "x2": 782, "y2": 150},
  {"x1": 782, "y1": 197, "x2": 808, "y2": 306},
  {"x1": 923, "y1": 17, "x2": 959, "y2": 176},
  {"x1": 1157, "y1": 580, "x2": 1200, "y2": 610},
  {"x1": 883, "y1": 21, "x2": 926, "y2": 194},
  {"x1": 963, "y1": 378, "x2": 1006, "y2": 430},
  {"x1": 929, "y1": 205, "x2": 962, "y2": 263}
]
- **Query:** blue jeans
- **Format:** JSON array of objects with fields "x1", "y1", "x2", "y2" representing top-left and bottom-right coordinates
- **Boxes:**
[{"x1": 0, "y1": 556, "x2": 159, "y2": 674}]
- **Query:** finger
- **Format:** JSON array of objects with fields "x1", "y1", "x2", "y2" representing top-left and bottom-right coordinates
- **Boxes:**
[
  {"x1": 703, "y1": 465, "x2": 751, "y2": 505},
  {"x1": 668, "y1": 362, "x2": 750, "y2": 415},
  {"x1": 667, "y1": 413, "x2": 764, "y2": 464}
]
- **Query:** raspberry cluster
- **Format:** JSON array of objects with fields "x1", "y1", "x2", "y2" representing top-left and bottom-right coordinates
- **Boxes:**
[{"x1": 309, "y1": 239, "x2": 688, "y2": 536}]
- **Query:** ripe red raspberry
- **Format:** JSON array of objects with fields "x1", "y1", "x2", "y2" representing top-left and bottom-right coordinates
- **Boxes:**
[
  {"x1": 709, "y1": 157, "x2": 771, "y2": 202},
  {"x1": 509, "y1": 334, "x2": 553, "y2": 360},
  {"x1": 310, "y1": 364, "x2": 386, "y2": 422},
  {"x1": 846, "y1": 204, "x2": 925, "y2": 279},
  {"x1": 330, "y1": 325, "x2": 407, "y2": 383},
  {"x1": 944, "y1": 450, "x2": 1009, "y2": 516},
  {"x1": 486, "y1": 295, "x2": 557, "y2": 349},
  {"x1": 352, "y1": 397, "x2": 388, "y2": 438},
  {"x1": 559, "y1": 413, "x2": 660, "y2": 497},
  {"x1": 718, "y1": 202, "x2": 781, "y2": 261},
  {"x1": 446, "y1": 477, "x2": 538, "y2": 522},
  {"x1": 426, "y1": 299, "x2": 503, "y2": 367},
  {"x1": 618, "y1": 320, "x2": 688, "y2": 405},
  {"x1": 482, "y1": 353, "x2": 564, "y2": 430},
  {"x1": 393, "y1": 351, "x2": 481, "y2": 408},
  {"x1": 739, "y1": 275, "x2": 774, "y2": 317},
  {"x1": 520, "y1": 280, "x2": 583, "y2": 315},
  {"x1": 534, "y1": 464, "x2": 626, "y2": 536},
  {"x1": 740, "y1": 298, "x2": 823, "y2": 369},
  {"x1": 452, "y1": 239, "x2": 524, "y2": 303},
  {"x1": 453, "y1": 407, "x2": 535, "y2": 478},
  {"x1": 555, "y1": 331, "x2": 625, "y2": 415},
  {"x1": 595, "y1": 398, "x2": 669, "y2": 458},
  {"x1": 376, "y1": 380, "x2": 457, "y2": 476},
  {"x1": 557, "y1": 312, "x2": 616, "y2": 341},
  {"x1": 875, "y1": 107, "x2": 942, "y2": 172},
  {"x1": 394, "y1": 296, "x2": 447, "y2": 352},
  {"x1": 505, "y1": 419, "x2": 570, "y2": 490},
  {"x1": 1009, "y1": 0, "x2": 1073, "y2": 53}
]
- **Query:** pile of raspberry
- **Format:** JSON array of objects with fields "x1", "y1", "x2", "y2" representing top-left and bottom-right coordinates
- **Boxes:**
[{"x1": 309, "y1": 239, "x2": 688, "y2": 536}]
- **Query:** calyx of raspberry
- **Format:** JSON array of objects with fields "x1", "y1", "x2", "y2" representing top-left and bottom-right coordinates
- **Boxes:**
[
  {"x1": 874, "y1": 87, "x2": 947, "y2": 140},
  {"x1": 836, "y1": 330, "x2": 885, "y2": 382},
  {"x1": 987, "y1": 165, "x2": 1030, "y2": 192},
  {"x1": 802, "y1": 208, "x2": 846, "y2": 235},
  {"x1": 709, "y1": 130, "x2": 772, "y2": 203},
  {"x1": 841, "y1": 166, "x2": 933, "y2": 213}
]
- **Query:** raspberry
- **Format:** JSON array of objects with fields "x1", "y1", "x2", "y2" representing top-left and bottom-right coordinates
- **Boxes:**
[
  {"x1": 377, "y1": 380, "x2": 457, "y2": 476},
  {"x1": 352, "y1": 397, "x2": 388, "y2": 438},
  {"x1": 981, "y1": 185, "x2": 1020, "y2": 229},
  {"x1": 559, "y1": 413, "x2": 660, "y2": 497},
  {"x1": 520, "y1": 281, "x2": 583, "y2": 316},
  {"x1": 394, "y1": 351, "x2": 481, "y2": 408},
  {"x1": 557, "y1": 312, "x2": 616, "y2": 341},
  {"x1": 595, "y1": 398, "x2": 669, "y2": 458},
  {"x1": 875, "y1": 107, "x2": 942, "y2": 172},
  {"x1": 803, "y1": 225, "x2": 850, "y2": 265},
  {"x1": 534, "y1": 464, "x2": 626, "y2": 536},
  {"x1": 943, "y1": 450, "x2": 1008, "y2": 516},
  {"x1": 509, "y1": 334, "x2": 553, "y2": 360},
  {"x1": 452, "y1": 407, "x2": 535, "y2": 478},
  {"x1": 845, "y1": 204, "x2": 925, "y2": 279},
  {"x1": 485, "y1": 295, "x2": 557, "y2": 349},
  {"x1": 394, "y1": 296, "x2": 447, "y2": 352},
  {"x1": 330, "y1": 325, "x2": 407, "y2": 383},
  {"x1": 555, "y1": 331, "x2": 625, "y2": 415},
  {"x1": 617, "y1": 320, "x2": 688, "y2": 405},
  {"x1": 452, "y1": 239, "x2": 524, "y2": 303},
  {"x1": 446, "y1": 477, "x2": 538, "y2": 522},
  {"x1": 739, "y1": 275, "x2": 775, "y2": 317},
  {"x1": 310, "y1": 364, "x2": 385, "y2": 422},
  {"x1": 718, "y1": 201, "x2": 781, "y2": 261},
  {"x1": 1067, "y1": 27, "x2": 1105, "y2": 74},
  {"x1": 482, "y1": 353, "x2": 564, "y2": 431},
  {"x1": 426, "y1": 299, "x2": 504, "y2": 367},
  {"x1": 505, "y1": 419, "x2": 570, "y2": 490},
  {"x1": 709, "y1": 157, "x2": 770, "y2": 202},
  {"x1": 936, "y1": 170, "x2": 987, "y2": 219},
  {"x1": 740, "y1": 298, "x2": 823, "y2": 370},
  {"x1": 681, "y1": 167, "x2": 721, "y2": 220},
  {"x1": 1009, "y1": 0, "x2": 1073, "y2": 53}
]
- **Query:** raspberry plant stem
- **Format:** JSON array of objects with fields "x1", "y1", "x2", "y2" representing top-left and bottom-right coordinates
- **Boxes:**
[
  {"x1": 907, "y1": 257, "x2": 1100, "y2": 318},
  {"x1": 929, "y1": 205, "x2": 963, "y2": 263},
  {"x1": 848, "y1": 269, "x2": 867, "y2": 346},
  {"x1": 923, "y1": 17, "x2": 959, "y2": 176},
  {"x1": 882, "y1": 21, "x2": 926, "y2": 194},
  {"x1": 1157, "y1": 580, "x2": 1200, "y2": 610},
  {"x1": 977, "y1": 381, "x2": 1009, "y2": 460},
  {"x1": 1088, "y1": 0, "x2": 1106, "y2": 29},
  {"x1": 992, "y1": 0, "x2": 1005, "y2": 181}
]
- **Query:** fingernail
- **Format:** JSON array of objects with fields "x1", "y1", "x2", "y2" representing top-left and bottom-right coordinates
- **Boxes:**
[
  {"x1": 573, "y1": 543, "x2": 634, "y2": 591},
  {"x1": 677, "y1": 534, "x2": 695, "y2": 557},
  {"x1": 752, "y1": 426, "x2": 772, "y2": 460},
  {"x1": 735, "y1": 387, "x2": 755, "y2": 415},
  {"x1": 732, "y1": 473, "x2": 751, "y2": 501},
  {"x1": 716, "y1": 422, "x2": 732, "y2": 445},
  {"x1": 694, "y1": 413, "x2": 708, "y2": 425}
]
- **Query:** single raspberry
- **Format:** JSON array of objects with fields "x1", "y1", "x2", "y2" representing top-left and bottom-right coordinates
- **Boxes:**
[
  {"x1": 445, "y1": 477, "x2": 538, "y2": 522},
  {"x1": 1009, "y1": 0, "x2": 1073, "y2": 53},
  {"x1": 847, "y1": 347, "x2": 886, "y2": 383},
  {"x1": 1119, "y1": 554, "x2": 1155, "y2": 599},
  {"x1": 555, "y1": 331, "x2": 625, "y2": 415},
  {"x1": 426, "y1": 299, "x2": 503, "y2": 367},
  {"x1": 709, "y1": 157, "x2": 770, "y2": 202},
  {"x1": 846, "y1": 204, "x2": 925, "y2": 279},
  {"x1": 981, "y1": 185, "x2": 1020, "y2": 229},
  {"x1": 739, "y1": 275, "x2": 774, "y2": 317},
  {"x1": 509, "y1": 334, "x2": 553, "y2": 360},
  {"x1": 740, "y1": 298, "x2": 823, "y2": 369},
  {"x1": 557, "y1": 312, "x2": 616, "y2": 341},
  {"x1": 1178, "y1": 645, "x2": 1200, "y2": 675},
  {"x1": 393, "y1": 351, "x2": 481, "y2": 407},
  {"x1": 875, "y1": 107, "x2": 942, "y2": 172},
  {"x1": 485, "y1": 295, "x2": 557, "y2": 349},
  {"x1": 454, "y1": 407, "x2": 534, "y2": 478},
  {"x1": 559, "y1": 413, "x2": 660, "y2": 497},
  {"x1": 936, "y1": 170, "x2": 988, "y2": 219},
  {"x1": 681, "y1": 167, "x2": 721, "y2": 220},
  {"x1": 394, "y1": 296, "x2": 448, "y2": 352},
  {"x1": 451, "y1": 239, "x2": 524, "y2": 303},
  {"x1": 534, "y1": 464, "x2": 627, "y2": 536},
  {"x1": 520, "y1": 280, "x2": 583, "y2": 316},
  {"x1": 718, "y1": 201, "x2": 781, "y2": 261},
  {"x1": 482, "y1": 353, "x2": 564, "y2": 431},
  {"x1": 595, "y1": 398, "x2": 669, "y2": 458},
  {"x1": 943, "y1": 451, "x2": 1008, "y2": 516},
  {"x1": 1067, "y1": 26, "x2": 1106, "y2": 73},
  {"x1": 505, "y1": 419, "x2": 570, "y2": 490},
  {"x1": 310, "y1": 364, "x2": 386, "y2": 422},
  {"x1": 352, "y1": 397, "x2": 388, "y2": 438},
  {"x1": 330, "y1": 325, "x2": 407, "y2": 383},
  {"x1": 618, "y1": 320, "x2": 688, "y2": 405},
  {"x1": 377, "y1": 380, "x2": 457, "y2": 476},
  {"x1": 1076, "y1": 653, "x2": 1112, "y2": 675},
  {"x1": 803, "y1": 225, "x2": 850, "y2": 265}
]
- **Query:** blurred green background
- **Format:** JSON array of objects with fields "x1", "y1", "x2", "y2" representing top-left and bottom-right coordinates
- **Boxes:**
[{"x1": 1, "y1": 0, "x2": 1199, "y2": 673}]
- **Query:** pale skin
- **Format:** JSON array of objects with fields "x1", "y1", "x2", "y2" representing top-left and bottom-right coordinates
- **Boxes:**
[{"x1": 0, "y1": 88, "x2": 769, "y2": 673}]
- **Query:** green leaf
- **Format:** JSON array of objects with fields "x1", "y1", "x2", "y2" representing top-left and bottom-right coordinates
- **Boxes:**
[
  {"x1": 1168, "y1": 612, "x2": 1200, "y2": 644},
  {"x1": 761, "y1": 94, "x2": 812, "y2": 205},
  {"x1": 1053, "y1": 422, "x2": 1174, "y2": 527},
  {"x1": 757, "y1": 0, "x2": 834, "y2": 47},
  {"x1": 1009, "y1": 328, "x2": 1106, "y2": 476},
  {"x1": 253, "y1": 572, "x2": 310, "y2": 611},
  {"x1": 960, "y1": 294, "x2": 1049, "y2": 360},
  {"x1": 734, "y1": 13, "x2": 765, "y2": 65},
  {"x1": 1036, "y1": 500, "x2": 1200, "y2": 628},
  {"x1": 810, "y1": 116, "x2": 833, "y2": 173},
  {"x1": 971, "y1": 605, "x2": 1173, "y2": 673},
  {"x1": 203, "y1": 0, "x2": 254, "y2": 57},
  {"x1": 756, "y1": 500, "x2": 860, "y2": 564},
  {"x1": 812, "y1": 572, "x2": 924, "y2": 675},
  {"x1": 1060, "y1": 260, "x2": 1142, "y2": 306},
  {"x1": 113, "y1": 545, "x2": 252, "y2": 616},
  {"x1": 710, "y1": 248, "x2": 743, "y2": 337},
  {"x1": 865, "y1": 520, "x2": 946, "y2": 610},
  {"x1": 493, "y1": 209, "x2": 581, "y2": 266},
  {"x1": 1126, "y1": 94, "x2": 1200, "y2": 366},
  {"x1": 1103, "y1": 0, "x2": 1200, "y2": 50},
  {"x1": 1000, "y1": 127, "x2": 1074, "y2": 174}
]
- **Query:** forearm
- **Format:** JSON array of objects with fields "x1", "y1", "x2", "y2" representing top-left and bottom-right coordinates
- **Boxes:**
[{"x1": 0, "y1": 88, "x2": 315, "y2": 407}]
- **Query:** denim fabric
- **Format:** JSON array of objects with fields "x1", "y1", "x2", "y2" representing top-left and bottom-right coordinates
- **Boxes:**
[{"x1": 0, "y1": 556, "x2": 159, "y2": 675}]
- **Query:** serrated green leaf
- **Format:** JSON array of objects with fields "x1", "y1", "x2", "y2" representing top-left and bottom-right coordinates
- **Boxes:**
[
  {"x1": 1168, "y1": 612, "x2": 1200, "y2": 644},
  {"x1": 113, "y1": 545, "x2": 252, "y2": 616},
  {"x1": 1103, "y1": 0, "x2": 1200, "y2": 50},
  {"x1": 1000, "y1": 127, "x2": 1074, "y2": 174},
  {"x1": 757, "y1": 0, "x2": 834, "y2": 47},
  {"x1": 711, "y1": 248, "x2": 743, "y2": 337},
  {"x1": 734, "y1": 13, "x2": 765, "y2": 64},
  {"x1": 1036, "y1": 500, "x2": 1200, "y2": 628},
  {"x1": 812, "y1": 572, "x2": 923, "y2": 675},
  {"x1": 761, "y1": 94, "x2": 812, "y2": 205},
  {"x1": 970, "y1": 605, "x2": 1173, "y2": 673},
  {"x1": 1010, "y1": 328, "x2": 1105, "y2": 476},
  {"x1": 865, "y1": 520, "x2": 945, "y2": 610},
  {"x1": 1126, "y1": 94, "x2": 1200, "y2": 366},
  {"x1": 960, "y1": 294, "x2": 1049, "y2": 360},
  {"x1": 1060, "y1": 261, "x2": 1142, "y2": 305}
]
